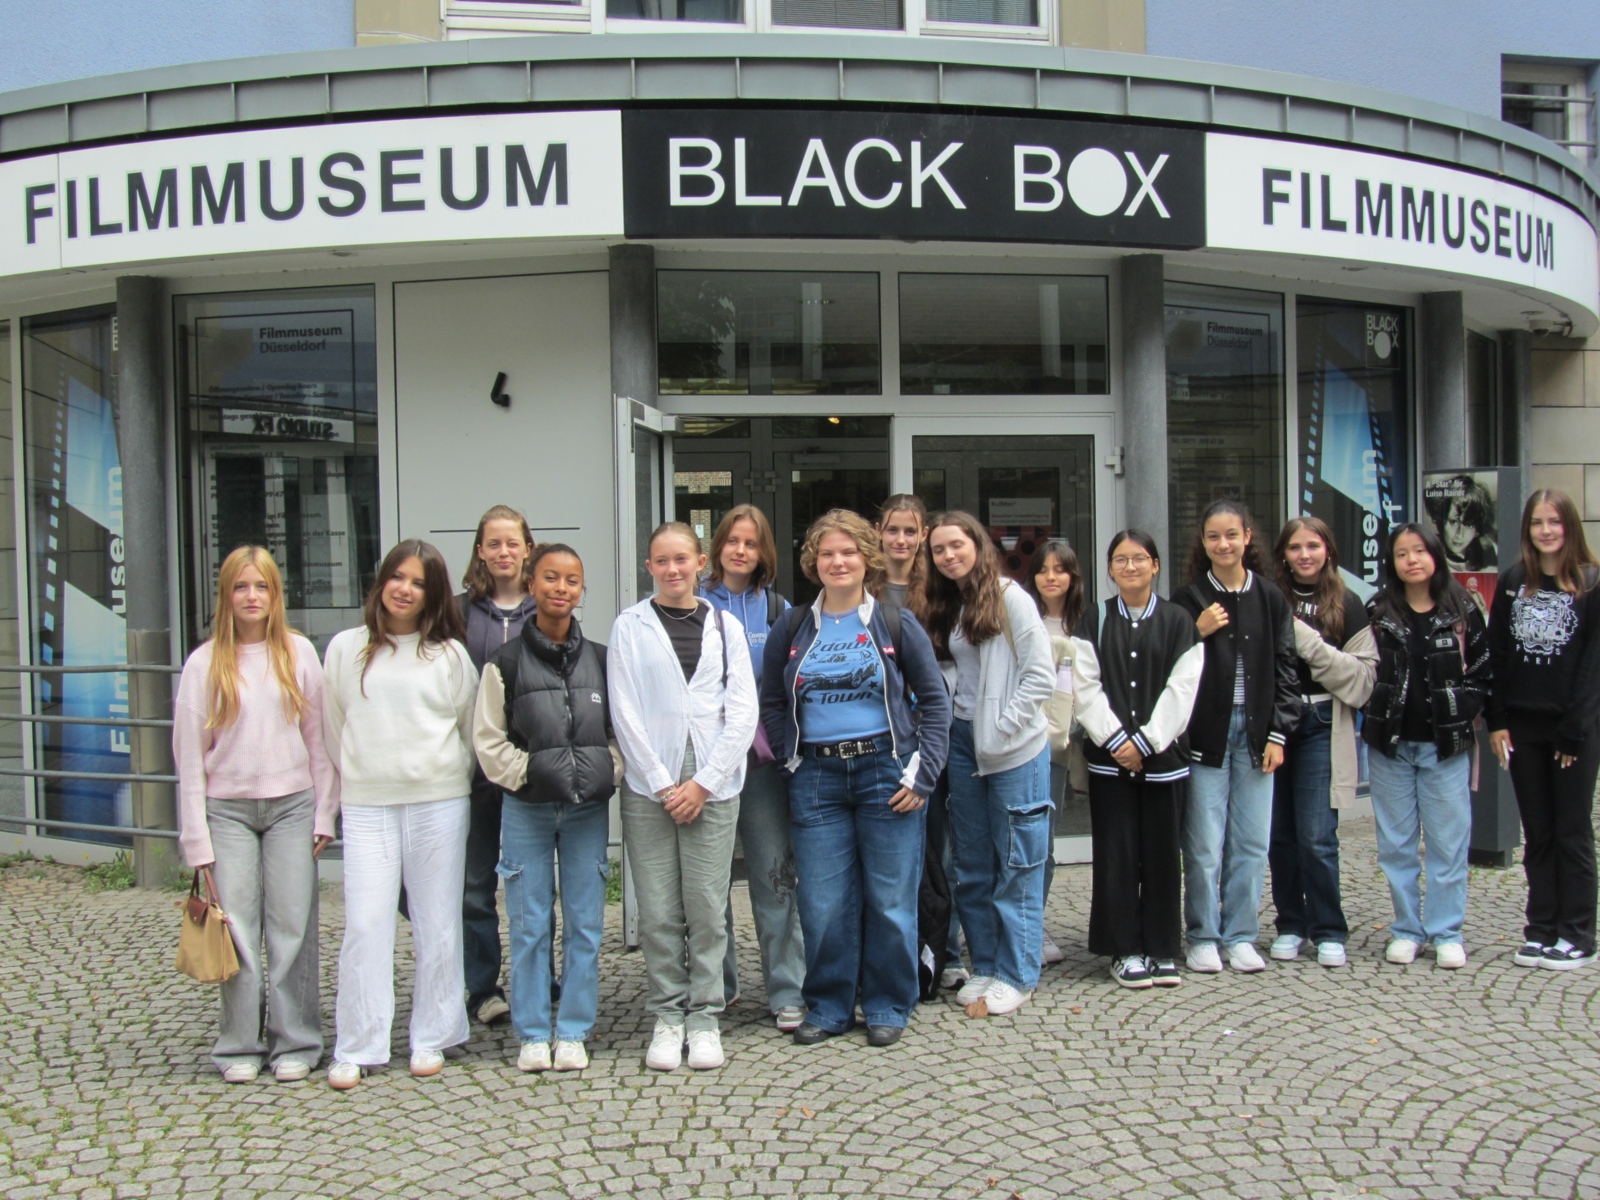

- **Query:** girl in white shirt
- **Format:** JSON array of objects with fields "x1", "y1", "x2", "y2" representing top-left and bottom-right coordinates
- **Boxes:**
[
  {"x1": 322, "y1": 540, "x2": 479, "y2": 1090},
  {"x1": 173, "y1": 546, "x2": 337, "y2": 1084},
  {"x1": 609, "y1": 523, "x2": 759, "y2": 1073}
]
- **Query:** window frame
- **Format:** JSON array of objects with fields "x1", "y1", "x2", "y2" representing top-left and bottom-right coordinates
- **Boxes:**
[{"x1": 1501, "y1": 59, "x2": 1595, "y2": 162}]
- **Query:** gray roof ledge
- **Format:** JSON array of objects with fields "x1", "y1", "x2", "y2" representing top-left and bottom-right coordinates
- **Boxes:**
[{"x1": 1, "y1": 33, "x2": 1596, "y2": 224}]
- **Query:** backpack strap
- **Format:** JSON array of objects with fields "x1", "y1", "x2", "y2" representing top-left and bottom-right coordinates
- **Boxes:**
[{"x1": 766, "y1": 588, "x2": 783, "y2": 626}]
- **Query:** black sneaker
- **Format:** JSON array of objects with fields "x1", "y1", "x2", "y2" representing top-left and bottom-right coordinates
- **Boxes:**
[
  {"x1": 1111, "y1": 956, "x2": 1153, "y2": 989},
  {"x1": 1538, "y1": 946, "x2": 1597, "y2": 971},
  {"x1": 1150, "y1": 959, "x2": 1182, "y2": 988},
  {"x1": 1513, "y1": 942, "x2": 1546, "y2": 967}
]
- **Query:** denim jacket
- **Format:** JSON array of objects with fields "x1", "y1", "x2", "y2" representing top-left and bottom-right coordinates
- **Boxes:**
[{"x1": 759, "y1": 592, "x2": 951, "y2": 798}]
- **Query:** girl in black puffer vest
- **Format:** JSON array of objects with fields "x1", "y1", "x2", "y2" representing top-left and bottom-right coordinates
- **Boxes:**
[{"x1": 472, "y1": 544, "x2": 615, "y2": 1073}]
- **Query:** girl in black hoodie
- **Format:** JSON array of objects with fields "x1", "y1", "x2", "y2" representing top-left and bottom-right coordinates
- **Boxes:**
[{"x1": 1488, "y1": 489, "x2": 1600, "y2": 971}]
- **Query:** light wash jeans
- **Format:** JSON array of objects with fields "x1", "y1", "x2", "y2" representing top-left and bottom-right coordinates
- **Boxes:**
[
  {"x1": 946, "y1": 720, "x2": 1052, "y2": 992},
  {"x1": 334, "y1": 797, "x2": 471, "y2": 1066},
  {"x1": 498, "y1": 795, "x2": 610, "y2": 1044},
  {"x1": 205, "y1": 789, "x2": 322, "y2": 1075},
  {"x1": 722, "y1": 760, "x2": 806, "y2": 1012},
  {"x1": 1183, "y1": 705, "x2": 1276, "y2": 948},
  {"x1": 1367, "y1": 739, "x2": 1472, "y2": 946},
  {"x1": 621, "y1": 740, "x2": 739, "y2": 1034}
]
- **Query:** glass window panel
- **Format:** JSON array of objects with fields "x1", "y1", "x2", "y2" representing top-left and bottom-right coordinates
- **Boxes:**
[
  {"x1": 1165, "y1": 284, "x2": 1284, "y2": 554},
  {"x1": 0, "y1": 323, "x2": 19, "y2": 834},
  {"x1": 1465, "y1": 330, "x2": 1498, "y2": 467},
  {"x1": 926, "y1": 0, "x2": 1034, "y2": 24},
  {"x1": 608, "y1": 0, "x2": 741, "y2": 20},
  {"x1": 176, "y1": 287, "x2": 381, "y2": 653},
  {"x1": 21, "y1": 308, "x2": 129, "y2": 843},
  {"x1": 899, "y1": 274, "x2": 1108, "y2": 395},
  {"x1": 772, "y1": 0, "x2": 900, "y2": 28},
  {"x1": 658, "y1": 271, "x2": 880, "y2": 396},
  {"x1": 1295, "y1": 297, "x2": 1414, "y2": 599}
]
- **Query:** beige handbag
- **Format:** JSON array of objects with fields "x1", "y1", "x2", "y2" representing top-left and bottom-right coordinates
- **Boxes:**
[
  {"x1": 175, "y1": 867, "x2": 240, "y2": 984},
  {"x1": 1046, "y1": 634, "x2": 1076, "y2": 763}
]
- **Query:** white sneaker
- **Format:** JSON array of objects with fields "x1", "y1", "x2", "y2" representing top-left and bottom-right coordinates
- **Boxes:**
[
  {"x1": 645, "y1": 1020, "x2": 684, "y2": 1071},
  {"x1": 686, "y1": 1030, "x2": 725, "y2": 1070},
  {"x1": 1226, "y1": 943, "x2": 1267, "y2": 973},
  {"x1": 1269, "y1": 934, "x2": 1304, "y2": 961},
  {"x1": 327, "y1": 1061, "x2": 362, "y2": 1090},
  {"x1": 517, "y1": 1042, "x2": 551, "y2": 1072},
  {"x1": 272, "y1": 1059, "x2": 310, "y2": 1083},
  {"x1": 773, "y1": 1006, "x2": 806, "y2": 1032},
  {"x1": 1385, "y1": 937, "x2": 1421, "y2": 964},
  {"x1": 1111, "y1": 956, "x2": 1153, "y2": 988},
  {"x1": 553, "y1": 1040, "x2": 589, "y2": 1071},
  {"x1": 409, "y1": 1050, "x2": 445, "y2": 1077},
  {"x1": 1040, "y1": 934, "x2": 1065, "y2": 965},
  {"x1": 982, "y1": 980, "x2": 1032, "y2": 1015},
  {"x1": 1316, "y1": 942, "x2": 1347, "y2": 968},
  {"x1": 221, "y1": 1062, "x2": 259, "y2": 1084},
  {"x1": 939, "y1": 964, "x2": 970, "y2": 990},
  {"x1": 475, "y1": 995, "x2": 511, "y2": 1025},
  {"x1": 1435, "y1": 942, "x2": 1467, "y2": 969},
  {"x1": 1185, "y1": 944, "x2": 1223, "y2": 974},
  {"x1": 956, "y1": 975, "x2": 995, "y2": 1005}
]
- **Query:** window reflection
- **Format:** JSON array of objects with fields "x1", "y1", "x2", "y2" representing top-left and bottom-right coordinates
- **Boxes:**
[
  {"x1": 771, "y1": 0, "x2": 900, "y2": 28},
  {"x1": 608, "y1": 0, "x2": 742, "y2": 19},
  {"x1": 926, "y1": 0, "x2": 1034, "y2": 24}
]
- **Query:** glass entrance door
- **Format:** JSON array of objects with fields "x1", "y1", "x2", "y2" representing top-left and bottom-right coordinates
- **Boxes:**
[{"x1": 896, "y1": 416, "x2": 1117, "y2": 864}]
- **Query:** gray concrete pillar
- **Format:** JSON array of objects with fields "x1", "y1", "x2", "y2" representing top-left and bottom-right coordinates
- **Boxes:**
[
  {"x1": 1119, "y1": 254, "x2": 1169, "y2": 590},
  {"x1": 115, "y1": 276, "x2": 177, "y2": 888},
  {"x1": 1501, "y1": 329, "x2": 1533, "y2": 479},
  {"x1": 610, "y1": 244, "x2": 656, "y2": 407},
  {"x1": 1421, "y1": 291, "x2": 1467, "y2": 470}
]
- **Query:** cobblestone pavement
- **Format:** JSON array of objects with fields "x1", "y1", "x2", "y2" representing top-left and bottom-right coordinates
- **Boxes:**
[{"x1": 1, "y1": 814, "x2": 1597, "y2": 1200}]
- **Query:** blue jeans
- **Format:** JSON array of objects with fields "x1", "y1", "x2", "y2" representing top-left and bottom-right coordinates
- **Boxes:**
[
  {"x1": 1367, "y1": 740, "x2": 1471, "y2": 946},
  {"x1": 723, "y1": 761, "x2": 806, "y2": 1012},
  {"x1": 946, "y1": 720, "x2": 1052, "y2": 992},
  {"x1": 497, "y1": 795, "x2": 610, "y2": 1044},
  {"x1": 1269, "y1": 700, "x2": 1348, "y2": 944},
  {"x1": 788, "y1": 747, "x2": 925, "y2": 1032},
  {"x1": 1183, "y1": 704, "x2": 1276, "y2": 947}
]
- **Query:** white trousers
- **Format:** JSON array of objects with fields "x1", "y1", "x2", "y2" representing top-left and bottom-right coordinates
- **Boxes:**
[{"x1": 334, "y1": 797, "x2": 471, "y2": 1065}]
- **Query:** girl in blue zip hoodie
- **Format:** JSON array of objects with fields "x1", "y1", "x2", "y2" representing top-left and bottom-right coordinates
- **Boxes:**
[{"x1": 701, "y1": 505, "x2": 808, "y2": 1033}]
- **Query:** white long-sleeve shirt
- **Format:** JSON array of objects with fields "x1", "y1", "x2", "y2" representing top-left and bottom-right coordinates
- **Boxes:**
[
  {"x1": 321, "y1": 629, "x2": 479, "y2": 807},
  {"x1": 607, "y1": 599, "x2": 758, "y2": 802}
]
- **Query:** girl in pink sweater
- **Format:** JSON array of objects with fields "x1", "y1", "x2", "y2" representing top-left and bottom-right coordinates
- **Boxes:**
[{"x1": 173, "y1": 546, "x2": 338, "y2": 1084}]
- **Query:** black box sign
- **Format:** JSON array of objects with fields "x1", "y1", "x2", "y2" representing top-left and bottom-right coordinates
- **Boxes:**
[{"x1": 622, "y1": 108, "x2": 1205, "y2": 248}]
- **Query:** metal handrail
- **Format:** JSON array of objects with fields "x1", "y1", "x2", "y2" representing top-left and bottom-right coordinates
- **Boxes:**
[
  {"x1": 0, "y1": 663, "x2": 180, "y2": 674},
  {"x1": 0, "y1": 814, "x2": 179, "y2": 840},
  {"x1": 1, "y1": 713, "x2": 172, "y2": 728},
  {"x1": 0, "y1": 767, "x2": 177, "y2": 783}
]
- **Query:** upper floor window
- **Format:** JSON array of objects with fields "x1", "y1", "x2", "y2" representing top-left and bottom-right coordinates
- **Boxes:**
[
  {"x1": 445, "y1": 0, "x2": 1050, "y2": 37},
  {"x1": 608, "y1": 0, "x2": 742, "y2": 19},
  {"x1": 1502, "y1": 60, "x2": 1595, "y2": 163}
]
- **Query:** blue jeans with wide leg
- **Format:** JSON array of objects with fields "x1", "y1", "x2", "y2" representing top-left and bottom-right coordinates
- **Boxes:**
[
  {"x1": 788, "y1": 747, "x2": 925, "y2": 1032},
  {"x1": 1184, "y1": 704, "x2": 1276, "y2": 948},
  {"x1": 498, "y1": 795, "x2": 610, "y2": 1044},
  {"x1": 1269, "y1": 699, "x2": 1348, "y2": 944},
  {"x1": 946, "y1": 719, "x2": 1052, "y2": 992},
  {"x1": 1367, "y1": 740, "x2": 1472, "y2": 947}
]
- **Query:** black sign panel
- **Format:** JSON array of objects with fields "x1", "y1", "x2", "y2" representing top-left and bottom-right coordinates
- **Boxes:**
[{"x1": 622, "y1": 108, "x2": 1205, "y2": 248}]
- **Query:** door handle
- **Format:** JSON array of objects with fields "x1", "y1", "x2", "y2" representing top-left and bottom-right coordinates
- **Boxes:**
[{"x1": 490, "y1": 372, "x2": 511, "y2": 408}]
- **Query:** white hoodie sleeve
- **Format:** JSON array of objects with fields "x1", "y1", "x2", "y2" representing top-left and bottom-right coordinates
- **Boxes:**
[
  {"x1": 1068, "y1": 636, "x2": 1127, "y2": 749},
  {"x1": 607, "y1": 617, "x2": 676, "y2": 797},
  {"x1": 691, "y1": 611, "x2": 759, "y2": 799},
  {"x1": 1138, "y1": 642, "x2": 1205, "y2": 755}
]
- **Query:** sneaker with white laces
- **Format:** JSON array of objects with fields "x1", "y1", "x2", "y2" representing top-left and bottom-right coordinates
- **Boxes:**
[
  {"x1": 1316, "y1": 942, "x2": 1347, "y2": 968},
  {"x1": 645, "y1": 1020, "x2": 684, "y2": 1071},
  {"x1": 1513, "y1": 941, "x2": 1547, "y2": 967},
  {"x1": 1111, "y1": 956, "x2": 1153, "y2": 988},
  {"x1": 517, "y1": 1042, "x2": 552, "y2": 1072},
  {"x1": 955, "y1": 975, "x2": 994, "y2": 1005},
  {"x1": 409, "y1": 1049, "x2": 445, "y2": 1077},
  {"x1": 1185, "y1": 944, "x2": 1223, "y2": 974},
  {"x1": 1434, "y1": 942, "x2": 1467, "y2": 969},
  {"x1": 475, "y1": 995, "x2": 511, "y2": 1025},
  {"x1": 773, "y1": 1006, "x2": 806, "y2": 1032},
  {"x1": 272, "y1": 1058, "x2": 311, "y2": 1083},
  {"x1": 983, "y1": 980, "x2": 1032, "y2": 1015},
  {"x1": 221, "y1": 1062, "x2": 259, "y2": 1084},
  {"x1": 327, "y1": 1061, "x2": 362, "y2": 1090},
  {"x1": 1385, "y1": 937, "x2": 1421, "y2": 964},
  {"x1": 1227, "y1": 943, "x2": 1268, "y2": 972},
  {"x1": 1269, "y1": 934, "x2": 1304, "y2": 961},
  {"x1": 553, "y1": 1040, "x2": 589, "y2": 1071},
  {"x1": 686, "y1": 1030, "x2": 725, "y2": 1070},
  {"x1": 939, "y1": 964, "x2": 970, "y2": 990},
  {"x1": 1149, "y1": 959, "x2": 1181, "y2": 987},
  {"x1": 1040, "y1": 934, "x2": 1065, "y2": 965},
  {"x1": 1538, "y1": 945, "x2": 1597, "y2": 970}
]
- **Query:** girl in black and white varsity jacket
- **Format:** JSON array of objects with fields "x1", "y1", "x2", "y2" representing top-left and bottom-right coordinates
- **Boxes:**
[{"x1": 1071, "y1": 530, "x2": 1204, "y2": 989}]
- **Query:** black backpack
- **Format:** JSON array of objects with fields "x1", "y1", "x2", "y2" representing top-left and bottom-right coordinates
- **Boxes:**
[{"x1": 916, "y1": 833, "x2": 953, "y2": 1002}]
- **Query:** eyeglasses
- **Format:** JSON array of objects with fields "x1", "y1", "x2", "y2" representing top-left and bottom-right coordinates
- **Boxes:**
[{"x1": 1112, "y1": 555, "x2": 1153, "y2": 569}]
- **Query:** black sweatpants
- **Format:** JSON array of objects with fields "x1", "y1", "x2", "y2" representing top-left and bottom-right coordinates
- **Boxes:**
[
  {"x1": 1506, "y1": 714, "x2": 1600, "y2": 955},
  {"x1": 1087, "y1": 771, "x2": 1184, "y2": 960}
]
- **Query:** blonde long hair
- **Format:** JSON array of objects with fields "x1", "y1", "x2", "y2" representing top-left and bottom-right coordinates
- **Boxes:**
[{"x1": 206, "y1": 546, "x2": 308, "y2": 730}]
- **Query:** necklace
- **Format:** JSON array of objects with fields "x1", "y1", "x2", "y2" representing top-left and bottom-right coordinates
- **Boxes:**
[{"x1": 654, "y1": 599, "x2": 699, "y2": 621}]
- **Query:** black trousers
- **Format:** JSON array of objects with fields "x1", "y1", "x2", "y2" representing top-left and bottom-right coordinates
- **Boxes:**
[
  {"x1": 1506, "y1": 714, "x2": 1600, "y2": 955},
  {"x1": 1087, "y1": 771, "x2": 1184, "y2": 960}
]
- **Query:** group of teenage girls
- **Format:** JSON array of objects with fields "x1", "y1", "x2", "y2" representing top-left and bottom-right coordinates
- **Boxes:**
[{"x1": 172, "y1": 484, "x2": 1600, "y2": 1089}]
